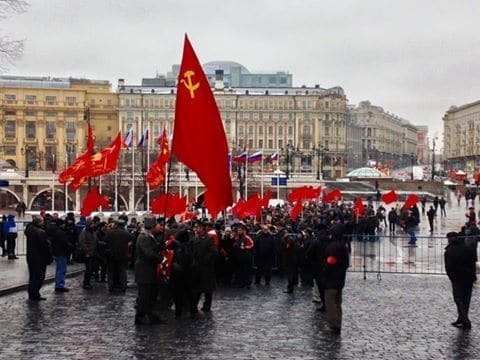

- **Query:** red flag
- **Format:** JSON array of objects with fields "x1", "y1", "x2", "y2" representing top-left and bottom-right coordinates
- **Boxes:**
[
  {"x1": 68, "y1": 133, "x2": 122, "y2": 191},
  {"x1": 289, "y1": 186, "x2": 321, "y2": 203},
  {"x1": 261, "y1": 190, "x2": 273, "y2": 208},
  {"x1": 171, "y1": 34, "x2": 233, "y2": 218},
  {"x1": 231, "y1": 198, "x2": 247, "y2": 218},
  {"x1": 80, "y1": 186, "x2": 110, "y2": 216},
  {"x1": 147, "y1": 129, "x2": 170, "y2": 189},
  {"x1": 404, "y1": 194, "x2": 420, "y2": 209},
  {"x1": 353, "y1": 196, "x2": 365, "y2": 217},
  {"x1": 151, "y1": 192, "x2": 187, "y2": 217},
  {"x1": 59, "y1": 123, "x2": 94, "y2": 184},
  {"x1": 381, "y1": 190, "x2": 398, "y2": 204},
  {"x1": 323, "y1": 188, "x2": 342, "y2": 203},
  {"x1": 290, "y1": 201, "x2": 303, "y2": 220}
]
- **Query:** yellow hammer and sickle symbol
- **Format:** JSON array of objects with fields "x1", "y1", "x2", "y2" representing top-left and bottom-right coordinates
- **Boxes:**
[{"x1": 181, "y1": 70, "x2": 200, "y2": 99}]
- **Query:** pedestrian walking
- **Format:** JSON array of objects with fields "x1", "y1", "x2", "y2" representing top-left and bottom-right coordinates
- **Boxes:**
[
  {"x1": 51, "y1": 219, "x2": 71, "y2": 292},
  {"x1": 321, "y1": 228, "x2": 349, "y2": 334},
  {"x1": 388, "y1": 207, "x2": 398, "y2": 234},
  {"x1": 3, "y1": 214, "x2": 18, "y2": 259},
  {"x1": 439, "y1": 197, "x2": 447, "y2": 218},
  {"x1": 445, "y1": 232, "x2": 476, "y2": 329},
  {"x1": 427, "y1": 205, "x2": 435, "y2": 233},
  {"x1": 25, "y1": 216, "x2": 52, "y2": 301}
]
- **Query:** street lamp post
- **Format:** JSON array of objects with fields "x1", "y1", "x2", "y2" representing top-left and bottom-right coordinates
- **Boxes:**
[
  {"x1": 410, "y1": 153, "x2": 415, "y2": 180},
  {"x1": 431, "y1": 137, "x2": 436, "y2": 181},
  {"x1": 285, "y1": 144, "x2": 291, "y2": 179},
  {"x1": 23, "y1": 145, "x2": 29, "y2": 178},
  {"x1": 316, "y1": 145, "x2": 328, "y2": 180}
]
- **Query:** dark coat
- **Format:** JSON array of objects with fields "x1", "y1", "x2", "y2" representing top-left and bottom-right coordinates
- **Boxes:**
[
  {"x1": 445, "y1": 238, "x2": 476, "y2": 284},
  {"x1": 254, "y1": 231, "x2": 275, "y2": 261},
  {"x1": 51, "y1": 226, "x2": 71, "y2": 257},
  {"x1": 324, "y1": 238, "x2": 349, "y2": 289},
  {"x1": 135, "y1": 231, "x2": 162, "y2": 284},
  {"x1": 191, "y1": 233, "x2": 218, "y2": 293},
  {"x1": 104, "y1": 228, "x2": 134, "y2": 261},
  {"x1": 25, "y1": 223, "x2": 52, "y2": 270},
  {"x1": 78, "y1": 228, "x2": 98, "y2": 258}
]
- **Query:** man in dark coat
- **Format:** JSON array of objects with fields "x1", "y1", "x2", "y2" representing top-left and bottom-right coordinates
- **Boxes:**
[
  {"x1": 51, "y1": 219, "x2": 71, "y2": 292},
  {"x1": 190, "y1": 220, "x2": 218, "y2": 316},
  {"x1": 104, "y1": 219, "x2": 134, "y2": 292},
  {"x1": 306, "y1": 226, "x2": 329, "y2": 311},
  {"x1": 427, "y1": 205, "x2": 435, "y2": 233},
  {"x1": 3, "y1": 214, "x2": 18, "y2": 259},
  {"x1": 135, "y1": 216, "x2": 164, "y2": 325},
  {"x1": 254, "y1": 225, "x2": 275, "y2": 286},
  {"x1": 388, "y1": 207, "x2": 398, "y2": 234},
  {"x1": 77, "y1": 218, "x2": 98, "y2": 289},
  {"x1": 322, "y1": 229, "x2": 349, "y2": 334},
  {"x1": 445, "y1": 231, "x2": 476, "y2": 329},
  {"x1": 232, "y1": 224, "x2": 254, "y2": 289},
  {"x1": 25, "y1": 216, "x2": 52, "y2": 301},
  {"x1": 281, "y1": 226, "x2": 298, "y2": 294}
]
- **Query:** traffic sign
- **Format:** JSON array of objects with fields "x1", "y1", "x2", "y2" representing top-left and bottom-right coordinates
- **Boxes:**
[
  {"x1": 0, "y1": 180, "x2": 9, "y2": 187},
  {"x1": 271, "y1": 177, "x2": 287, "y2": 186}
]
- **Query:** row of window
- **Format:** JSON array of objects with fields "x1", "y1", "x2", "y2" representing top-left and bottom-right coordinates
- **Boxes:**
[{"x1": 3, "y1": 120, "x2": 76, "y2": 142}]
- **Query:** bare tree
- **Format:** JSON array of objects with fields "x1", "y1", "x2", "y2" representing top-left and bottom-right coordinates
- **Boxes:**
[{"x1": 0, "y1": 0, "x2": 28, "y2": 71}]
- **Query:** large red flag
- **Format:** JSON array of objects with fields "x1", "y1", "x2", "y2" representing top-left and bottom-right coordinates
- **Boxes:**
[
  {"x1": 147, "y1": 129, "x2": 170, "y2": 189},
  {"x1": 381, "y1": 190, "x2": 398, "y2": 204},
  {"x1": 80, "y1": 186, "x2": 110, "y2": 216},
  {"x1": 290, "y1": 201, "x2": 303, "y2": 220},
  {"x1": 59, "y1": 123, "x2": 94, "y2": 184},
  {"x1": 404, "y1": 194, "x2": 420, "y2": 209},
  {"x1": 151, "y1": 192, "x2": 187, "y2": 218},
  {"x1": 171, "y1": 34, "x2": 233, "y2": 218}
]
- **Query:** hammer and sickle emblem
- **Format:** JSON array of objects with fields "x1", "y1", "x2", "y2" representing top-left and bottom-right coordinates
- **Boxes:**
[{"x1": 181, "y1": 70, "x2": 200, "y2": 99}]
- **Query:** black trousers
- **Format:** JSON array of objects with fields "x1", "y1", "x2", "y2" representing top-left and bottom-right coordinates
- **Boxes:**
[
  {"x1": 255, "y1": 257, "x2": 273, "y2": 285},
  {"x1": 107, "y1": 259, "x2": 127, "y2": 290},
  {"x1": 451, "y1": 281, "x2": 473, "y2": 324},
  {"x1": 136, "y1": 283, "x2": 158, "y2": 319},
  {"x1": 28, "y1": 264, "x2": 47, "y2": 300}
]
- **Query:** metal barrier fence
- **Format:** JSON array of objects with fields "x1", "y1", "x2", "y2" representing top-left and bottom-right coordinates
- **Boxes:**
[{"x1": 348, "y1": 234, "x2": 455, "y2": 278}]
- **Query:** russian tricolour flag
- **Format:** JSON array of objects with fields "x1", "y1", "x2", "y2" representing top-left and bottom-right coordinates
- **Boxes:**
[
  {"x1": 137, "y1": 129, "x2": 149, "y2": 147},
  {"x1": 248, "y1": 151, "x2": 263, "y2": 163},
  {"x1": 270, "y1": 152, "x2": 279, "y2": 162},
  {"x1": 124, "y1": 127, "x2": 134, "y2": 148},
  {"x1": 233, "y1": 150, "x2": 248, "y2": 163}
]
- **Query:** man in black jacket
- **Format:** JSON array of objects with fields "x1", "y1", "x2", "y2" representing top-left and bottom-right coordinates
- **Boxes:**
[
  {"x1": 254, "y1": 225, "x2": 275, "y2": 286},
  {"x1": 51, "y1": 219, "x2": 71, "y2": 292},
  {"x1": 25, "y1": 216, "x2": 52, "y2": 301},
  {"x1": 445, "y1": 231, "x2": 476, "y2": 329},
  {"x1": 322, "y1": 230, "x2": 349, "y2": 334},
  {"x1": 104, "y1": 219, "x2": 134, "y2": 292}
]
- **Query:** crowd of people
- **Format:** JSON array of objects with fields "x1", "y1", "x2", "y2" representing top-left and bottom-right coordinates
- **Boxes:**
[{"x1": 4, "y1": 190, "x2": 479, "y2": 334}]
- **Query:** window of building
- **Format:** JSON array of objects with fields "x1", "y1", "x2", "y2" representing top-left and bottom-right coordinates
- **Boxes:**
[
  {"x1": 45, "y1": 146, "x2": 56, "y2": 170},
  {"x1": 25, "y1": 111, "x2": 35, "y2": 116},
  {"x1": 45, "y1": 95, "x2": 56, "y2": 104},
  {"x1": 268, "y1": 126, "x2": 274, "y2": 135},
  {"x1": 325, "y1": 127, "x2": 330, "y2": 136},
  {"x1": 5, "y1": 120, "x2": 15, "y2": 139},
  {"x1": 268, "y1": 139, "x2": 273, "y2": 149},
  {"x1": 5, "y1": 110, "x2": 16, "y2": 116},
  {"x1": 248, "y1": 139, "x2": 254, "y2": 148},
  {"x1": 66, "y1": 96, "x2": 76, "y2": 105},
  {"x1": 278, "y1": 126, "x2": 283, "y2": 136},
  {"x1": 4, "y1": 146, "x2": 16, "y2": 156},
  {"x1": 25, "y1": 121, "x2": 36, "y2": 139},
  {"x1": 66, "y1": 122, "x2": 76, "y2": 142},
  {"x1": 5, "y1": 94, "x2": 16, "y2": 100},
  {"x1": 258, "y1": 139, "x2": 264, "y2": 148},
  {"x1": 238, "y1": 125, "x2": 244, "y2": 135},
  {"x1": 248, "y1": 125, "x2": 254, "y2": 135},
  {"x1": 303, "y1": 140, "x2": 311, "y2": 149},
  {"x1": 238, "y1": 139, "x2": 244, "y2": 148},
  {"x1": 45, "y1": 111, "x2": 57, "y2": 117},
  {"x1": 288, "y1": 126, "x2": 293, "y2": 136},
  {"x1": 25, "y1": 95, "x2": 36, "y2": 103},
  {"x1": 278, "y1": 139, "x2": 284, "y2": 149},
  {"x1": 46, "y1": 121, "x2": 56, "y2": 140},
  {"x1": 258, "y1": 125, "x2": 264, "y2": 135},
  {"x1": 90, "y1": 99, "x2": 95, "y2": 106},
  {"x1": 325, "y1": 101, "x2": 329, "y2": 109},
  {"x1": 303, "y1": 125, "x2": 311, "y2": 135},
  {"x1": 65, "y1": 111, "x2": 76, "y2": 118}
]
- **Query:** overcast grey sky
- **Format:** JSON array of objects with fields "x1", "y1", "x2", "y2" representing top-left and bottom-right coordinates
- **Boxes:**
[{"x1": 3, "y1": 0, "x2": 480, "y2": 143}]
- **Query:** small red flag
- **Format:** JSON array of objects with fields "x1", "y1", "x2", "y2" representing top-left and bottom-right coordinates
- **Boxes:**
[
  {"x1": 261, "y1": 190, "x2": 273, "y2": 208},
  {"x1": 290, "y1": 201, "x2": 303, "y2": 220},
  {"x1": 323, "y1": 188, "x2": 342, "y2": 203},
  {"x1": 381, "y1": 190, "x2": 398, "y2": 204},
  {"x1": 353, "y1": 196, "x2": 365, "y2": 217},
  {"x1": 80, "y1": 186, "x2": 110, "y2": 216},
  {"x1": 151, "y1": 192, "x2": 187, "y2": 218},
  {"x1": 404, "y1": 194, "x2": 420, "y2": 209},
  {"x1": 171, "y1": 34, "x2": 233, "y2": 218},
  {"x1": 147, "y1": 129, "x2": 170, "y2": 189}
]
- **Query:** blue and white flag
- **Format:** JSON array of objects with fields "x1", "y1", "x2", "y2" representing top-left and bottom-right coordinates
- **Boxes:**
[
  {"x1": 137, "y1": 129, "x2": 149, "y2": 147},
  {"x1": 124, "y1": 127, "x2": 134, "y2": 148},
  {"x1": 248, "y1": 151, "x2": 263, "y2": 163}
]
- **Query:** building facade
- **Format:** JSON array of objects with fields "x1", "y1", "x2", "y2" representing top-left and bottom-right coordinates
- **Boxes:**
[
  {"x1": 0, "y1": 76, "x2": 117, "y2": 211},
  {"x1": 443, "y1": 100, "x2": 480, "y2": 173},
  {"x1": 349, "y1": 101, "x2": 419, "y2": 171}
]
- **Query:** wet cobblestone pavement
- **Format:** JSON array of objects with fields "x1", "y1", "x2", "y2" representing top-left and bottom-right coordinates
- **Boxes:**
[{"x1": 0, "y1": 272, "x2": 479, "y2": 359}]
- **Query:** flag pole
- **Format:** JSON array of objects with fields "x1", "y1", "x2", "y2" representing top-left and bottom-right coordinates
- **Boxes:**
[
  {"x1": 260, "y1": 150, "x2": 264, "y2": 197},
  {"x1": 99, "y1": 175, "x2": 103, "y2": 213},
  {"x1": 51, "y1": 154, "x2": 55, "y2": 213},
  {"x1": 244, "y1": 149, "x2": 248, "y2": 199},
  {"x1": 114, "y1": 164, "x2": 118, "y2": 213},
  {"x1": 146, "y1": 124, "x2": 151, "y2": 213},
  {"x1": 131, "y1": 135, "x2": 135, "y2": 214}
]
